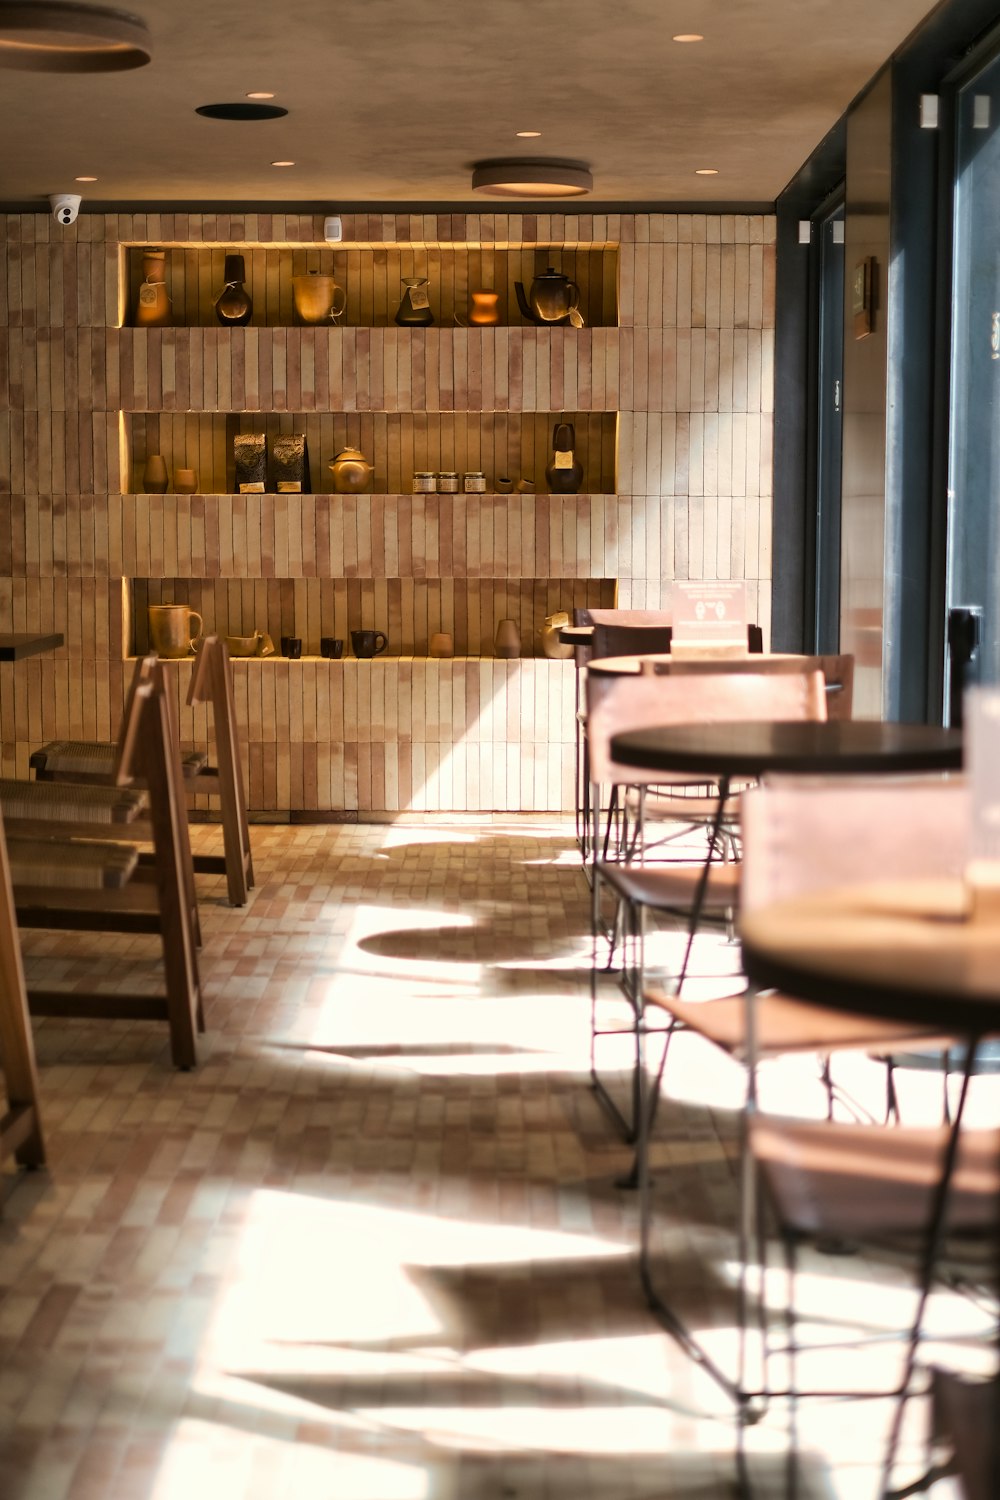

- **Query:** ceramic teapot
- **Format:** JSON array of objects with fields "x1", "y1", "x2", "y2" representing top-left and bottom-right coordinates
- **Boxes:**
[
  {"x1": 292, "y1": 272, "x2": 347, "y2": 324},
  {"x1": 539, "y1": 610, "x2": 574, "y2": 660},
  {"x1": 328, "y1": 447, "x2": 374, "y2": 493},
  {"x1": 514, "y1": 267, "x2": 583, "y2": 325}
]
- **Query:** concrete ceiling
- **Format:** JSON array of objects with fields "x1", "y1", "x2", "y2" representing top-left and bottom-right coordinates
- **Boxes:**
[{"x1": 0, "y1": 0, "x2": 940, "y2": 209}]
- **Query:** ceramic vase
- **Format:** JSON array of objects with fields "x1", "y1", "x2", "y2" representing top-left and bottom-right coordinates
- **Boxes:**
[
  {"x1": 142, "y1": 454, "x2": 168, "y2": 493},
  {"x1": 468, "y1": 290, "x2": 500, "y2": 326},
  {"x1": 545, "y1": 421, "x2": 584, "y2": 494},
  {"x1": 215, "y1": 253, "x2": 253, "y2": 327},
  {"x1": 174, "y1": 467, "x2": 197, "y2": 494},
  {"x1": 394, "y1": 276, "x2": 434, "y2": 327},
  {"x1": 494, "y1": 619, "x2": 521, "y2": 659},
  {"x1": 134, "y1": 247, "x2": 170, "y2": 327}
]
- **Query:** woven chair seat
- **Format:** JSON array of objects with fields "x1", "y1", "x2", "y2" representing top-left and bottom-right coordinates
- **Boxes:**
[
  {"x1": 30, "y1": 739, "x2": 209, "y2": 779},
  {"x1": 7, "y1": 838, "x2": 140, "y2": 890},
  {"x1": 0, "y1": 778, "x2": 148, "y2": 824}
]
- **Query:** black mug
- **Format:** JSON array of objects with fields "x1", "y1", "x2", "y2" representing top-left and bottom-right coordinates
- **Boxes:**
[
  {"x1": 351, "y1": 629, "x2": 387, "y2": 659},
  {"x1": 320, "y1": 636, "x2": 344, "y2": 659},
  {"x1": 280, "y1": 636, "x2": 302, "y2": 659}
]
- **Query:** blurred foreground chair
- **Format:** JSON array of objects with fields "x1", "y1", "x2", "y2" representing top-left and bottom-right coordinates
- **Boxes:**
[
  {"x1": 30, "y1": 635, "x2": 253, "y2": 906},
  {"x1": 0, "y1": 804, "x2": 45, "y2": 1178},
  {"x1": 587, "y1": 667, "x2": 827, "y2": 1140},
  {"x1": 635, "y1": 773, "x2": 991, "y2": 1493},
  {"x1": 6, "y1": 656, "x2": 204, "y2": 1069}
]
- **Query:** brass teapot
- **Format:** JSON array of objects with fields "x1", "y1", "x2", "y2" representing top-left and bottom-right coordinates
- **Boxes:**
[
  {"x1": 328, "y1": 446, "x2": 374, "y2": 493},
  {"x1": 514, "y1": 267, "x2": 583, "y2": 326}
]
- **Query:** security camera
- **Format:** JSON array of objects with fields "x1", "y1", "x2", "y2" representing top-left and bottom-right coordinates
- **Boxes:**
[{"x1": 50, "y1": 193, "x2": 81, "y2": 226}]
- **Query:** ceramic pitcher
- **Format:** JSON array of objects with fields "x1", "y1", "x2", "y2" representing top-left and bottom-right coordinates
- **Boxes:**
[
  {"x1": 292, "y1": 272, "x2": 347, "y2": 324},
  {"x1": 148, "y1": 604, "x2": 203, "y2": 659}
]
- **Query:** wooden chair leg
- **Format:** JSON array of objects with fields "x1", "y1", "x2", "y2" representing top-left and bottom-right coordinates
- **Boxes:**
[
  {"x1": 0, "y1": 823, "x2": 45, "y2": 1169},
  {"x1": 145, "y1": 686, "x2": 202, "y2": 1068}
]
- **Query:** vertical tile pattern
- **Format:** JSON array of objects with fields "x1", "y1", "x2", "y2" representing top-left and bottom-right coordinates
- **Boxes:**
[{"x1": 0, "y1": 211, "x2": 774, "y2": 809}]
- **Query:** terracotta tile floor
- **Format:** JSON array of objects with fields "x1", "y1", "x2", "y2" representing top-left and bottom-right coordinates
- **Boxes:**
[{"x1": 0, "y1": 819, "x2": 993, "y2": 1500}]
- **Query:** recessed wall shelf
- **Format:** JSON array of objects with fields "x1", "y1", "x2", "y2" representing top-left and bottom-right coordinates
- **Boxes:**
[
  {"x1": 124, "y1": 244, "x2": 619, "y2": 329},
  {"x1": 129, "y1": 576, "x2": 615, "y2": 659},
  {"x1": 125, "y1": 411, "x2": 619, "y2": 497}
]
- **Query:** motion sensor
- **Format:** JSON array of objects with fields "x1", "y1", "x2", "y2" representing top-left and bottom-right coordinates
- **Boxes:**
[{"x1": 49, "y1": 193, "x2": 82, "y2": 226}]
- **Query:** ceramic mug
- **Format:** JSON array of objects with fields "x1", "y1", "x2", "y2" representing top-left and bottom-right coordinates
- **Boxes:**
[
  {"x1": 351, "y1": 629, "x2": 387, "y2": 659},
  {"x1": 148, "y1": 604, "x2": 203, "y2": 659},
  {"x1": 429, "y1": 632, "x2": 454, "y2": 658},
  {"x1": 280, "y1": 636, "x2": 302, "y2": 659},
  {"x1": 320, "y1": 637, "x2": 344, "y2": 659}
]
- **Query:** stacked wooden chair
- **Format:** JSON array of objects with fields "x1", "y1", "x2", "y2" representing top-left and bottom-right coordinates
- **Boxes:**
[
  {"x1": 1, "y1": 655, "x2": 204, "y2": 1068},
  {"x1": 30, "y1": 635, "x2": 254, "y2": 907}
]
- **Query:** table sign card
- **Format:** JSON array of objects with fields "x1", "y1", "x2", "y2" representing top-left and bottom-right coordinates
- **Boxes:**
[
  {"x1": 964, "y1": 686, "x2": 1000, "y2": 920},
  {"x1": 670, "y1": 581, "x2": 749, "y2": 658}
]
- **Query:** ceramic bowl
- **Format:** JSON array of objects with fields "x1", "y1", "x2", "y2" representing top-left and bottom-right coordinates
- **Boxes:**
[{"x1": 225, "y1": 634, "x2": 260, "y2": 657}]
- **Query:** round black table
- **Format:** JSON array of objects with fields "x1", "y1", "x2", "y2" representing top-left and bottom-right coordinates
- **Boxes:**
[
  {"x1": 610, "y1": 719, "x2": 963, "y2": 779},
  {"x1": 741, "y1": 877, "x2": 996, "y2": 1035}
]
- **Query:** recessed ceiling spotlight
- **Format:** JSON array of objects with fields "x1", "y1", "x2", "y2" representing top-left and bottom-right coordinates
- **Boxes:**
[
  {"x1": 246, "y1": 91, "x2": 274, "y2": 100},
  {"x1": 673, "y1": 33, "x2": 704, "y2": 42},
  {"x1": 271, "y1": 160, "x2": 295, "y2": 167},
  {"x1": 472, "y1": 157, "x2": 592, "y2": 198},
  {"x1": 75, "y1": 175, "x2": 97, "y2": 182},
  {"x1": 0, "y1": 0, "x2": 151, "y2": 71},
  {"x1": 695, "y1": 167, "x2": 719, "y2": 175},
  {"x1": 515, "y1": 130, "x2": 542, "y2": 138},
  {"x1": 196, "y1": 101, "x2": 288, "y2": 121}
]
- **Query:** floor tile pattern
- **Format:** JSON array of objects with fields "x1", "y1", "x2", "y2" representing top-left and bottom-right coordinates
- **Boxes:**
[{"x1": 0, "y1": 820, "x2": 989, "y2": 1499}]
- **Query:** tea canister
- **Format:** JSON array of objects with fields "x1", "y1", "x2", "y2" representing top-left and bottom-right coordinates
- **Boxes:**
[
  {"x1": 463, "y1": 471, "x2": 487, "y2": 493},
  {"x1": 413, "y1": 471, "x2": 437, "y2": 494},
  {"x1": 437, "y1": 471, "x2": 460, "y2": 493}
]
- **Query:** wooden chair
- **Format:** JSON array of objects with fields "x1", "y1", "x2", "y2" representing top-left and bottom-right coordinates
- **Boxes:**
[
  {"x1": 30, "y1": 636, "x2": 253, "y2": 907},
  {"x1": 0, "y1": 806, "x2": 45, "y2": 1177},
  {"x1": 8, "y1": 656, "x2": 204, "y2": 1069},
  {"x1": 180, "y1": 636, "x2": 254, "y2": 905}
]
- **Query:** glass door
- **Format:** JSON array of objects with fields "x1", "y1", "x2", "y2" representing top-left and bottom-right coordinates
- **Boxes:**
[
  {"x1": 945, "y1": 52, "x2": 1000, "y2": 718},
  {"x1": 814, "y1": 203, "x2": 845, "y2": 653}
]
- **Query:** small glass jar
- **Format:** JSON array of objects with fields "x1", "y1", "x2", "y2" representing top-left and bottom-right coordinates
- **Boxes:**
[
  {"x1": 412, "y1": 471, "x2": 437, "y2": 494},
  {"x1": 463, "y1": 471, "x2": 487, "y2": 493},
  {"x1": 437, "y1": 471, "x2": 460, "y2": 493}
]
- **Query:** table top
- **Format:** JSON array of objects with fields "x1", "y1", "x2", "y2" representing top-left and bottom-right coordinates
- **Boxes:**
[
  {"x1": 0, "y1": 632, "x2": 64, "y2": 661},
  {"x1": 741, "y1": 877, "x2": 1000, "y2": 1033},
  {"x1": 559, "y1": 624, "x2": 594, "y2": 646},
  {"x1": 610, "y1": 719, "x2": 963, "y2": 778}
]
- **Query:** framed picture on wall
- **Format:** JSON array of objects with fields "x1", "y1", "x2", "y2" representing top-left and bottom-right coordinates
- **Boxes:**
[{"x1": 852, "y1": 255, "x2": 876, "y2": 339}]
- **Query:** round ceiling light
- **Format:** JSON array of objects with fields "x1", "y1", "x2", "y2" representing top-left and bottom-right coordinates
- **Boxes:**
[
  {"x1": 196, "y1": 101, "x2": 288, "y2": 122},
  {"x1": 472, "y1": 158, "x2": 592, "y2": 198},
  {"x1": 0, "y1": 0, "x2": 151, "y2": 71}
]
